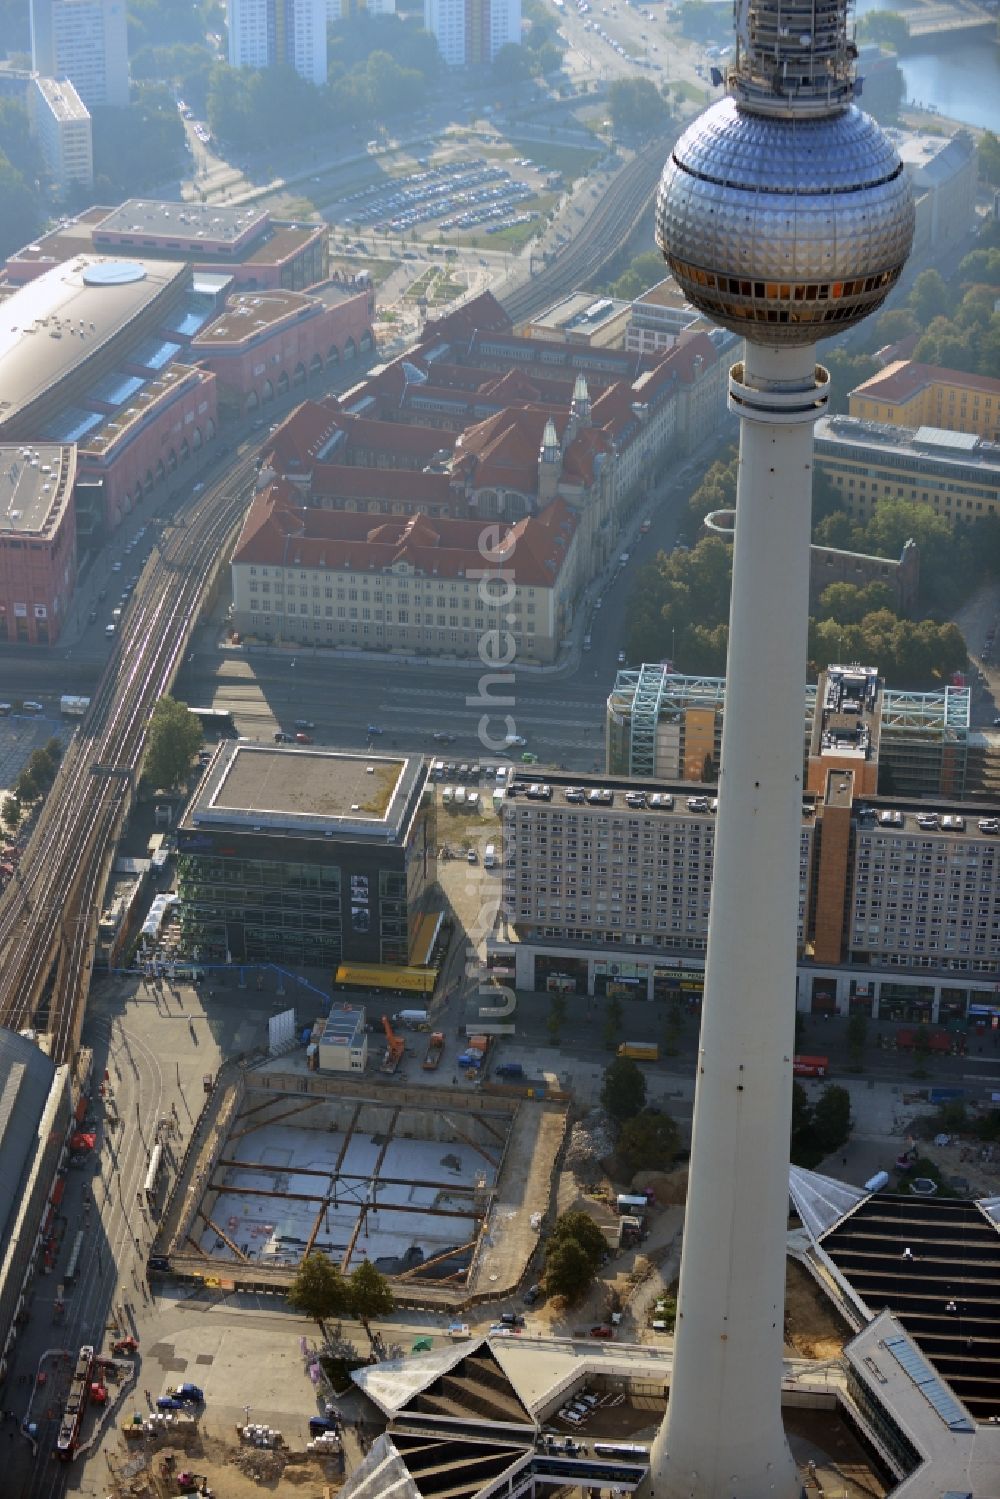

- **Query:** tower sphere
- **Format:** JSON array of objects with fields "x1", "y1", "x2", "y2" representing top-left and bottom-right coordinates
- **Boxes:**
[{"x1": 655, "y1": 98, "x2": 915, "y2": 346}]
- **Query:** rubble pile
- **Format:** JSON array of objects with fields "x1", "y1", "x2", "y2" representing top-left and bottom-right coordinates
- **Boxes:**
[
  {"x1": 565, "y1": 1110, "x2": 615, "y2": 1171},
  {"x1": 228, "y1": 1445, "x2": 287, "y2": 1482}
]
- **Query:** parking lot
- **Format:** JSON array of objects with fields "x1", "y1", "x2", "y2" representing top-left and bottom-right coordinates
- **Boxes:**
[{"x1": 331, "y1": 153, "x2": 546, "y2": 238}]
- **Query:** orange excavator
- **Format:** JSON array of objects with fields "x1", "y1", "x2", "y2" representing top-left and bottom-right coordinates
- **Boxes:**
[{"x1": 380, "y1": 1015, "x2": 404, "y2": 1073}]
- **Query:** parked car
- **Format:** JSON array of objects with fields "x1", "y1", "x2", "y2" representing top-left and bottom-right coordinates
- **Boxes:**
[
  {"x1": 367, "y1": 724, "x2": 385, "y2": 735},
  {"x1": 171, "y1": 1383, "x2": 204, "y2": 1404},
  {"x1": 294, "y1": 719, "x2": 315, "y2": 730},
  {"x1": 274, "y1": 731, "x2": 294, "y2": 743},
  {"x1": 156, "y1": 1396, "x2": 184, "y2": 1410},
  {"x1": 589, "y1": 1325, "x2": 614, "y2": 1339},
  {"x1": 523, "y1": 1284, "x2": 543, "y2": 1306},
  {"x1": 295, "y1": 732, "x2": 314, "y2": 744}
]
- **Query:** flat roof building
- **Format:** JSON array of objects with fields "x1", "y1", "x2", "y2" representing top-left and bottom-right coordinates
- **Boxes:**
[
  {"x1": 176, "y1": 744, "x2": 436, "y2": 969},
  {"x1": 607, "y1": 663, "x2": 973, "y2": 801},
  {"x1": 521, "y1": 293, "x2": 632, "y2": 349},
  {"x1": 491, "y1": 765, "x2": 1000, "y2": 1024},
  {"x1": 0, "y1": 442, "x2": 77, "y2": 644},
  {"x1": 814, "y1": 415, "x2": 1000, "y2": 527},
  {"x1": 28, "y1": 75, "x2": 92, "y2": 197},
  {"x1": 4, "y1": 203, "x2": 329, "y2": 295}
]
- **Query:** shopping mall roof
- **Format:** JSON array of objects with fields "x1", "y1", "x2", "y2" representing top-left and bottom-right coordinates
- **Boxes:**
[
  {"x1": 0, "y1": 255, "x2": 188, "y2": 437},
  {"x1": 182, "y1": 743, "x2": 426, "y2": 843},
  {"x1": 0, "y1": 443, "x2": 75, "y2": 536}
]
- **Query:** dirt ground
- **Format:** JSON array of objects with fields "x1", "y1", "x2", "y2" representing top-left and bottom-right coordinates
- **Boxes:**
[
  {"x1": 784, "y1": 1259, "x2": 852, "y2": 1360},
  {"x1": 113, "y1": 1432, "x2": 344, "y2": 1498}
]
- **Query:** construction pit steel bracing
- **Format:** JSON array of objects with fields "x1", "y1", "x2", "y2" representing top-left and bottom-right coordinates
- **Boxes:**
[{"x1": 176, "y1": 1078, "x2": 516, "y2": 1289}]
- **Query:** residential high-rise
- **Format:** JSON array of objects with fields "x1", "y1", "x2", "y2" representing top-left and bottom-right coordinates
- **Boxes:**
[
  {"x1": 28, "y1": 75, "x2": 93, "y2": 195},
  {"x1": 29, "y1": 0, "x2": 129, "y2": 109},
  {"x1": 226, "y1": 0, "x2": 328, "y2": 86},
  {"x1": 639, "y1": 0, "x2": 914, "y2": 1494},
  {"x1": 424, "y1": 0, "x2": 520, "y2": 68}
]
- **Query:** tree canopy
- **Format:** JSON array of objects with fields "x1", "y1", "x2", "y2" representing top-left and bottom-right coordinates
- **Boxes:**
[
  {"x1": 348, "y1": 1259, "x2": 395, "y2": 1331},
  {"x1": 617, "y1": 1111, "x2": 679, "y2": 1173},
  {"x1": 857, "y1": 10, "x2": 909, "y2": 48},
  {"x1": 600, "y1": 1056, "x2": 647, "y2": 1123},
  {"x1": 287, "y1": 1251, "x2": 349, "y2": 1334},
  {"x1": 144, "y1": 696, "x2": 202, "y2": 791},
  {"x1": 790, "y1": 1083, "x2": 852, "y2": 1167},
  {"x1": 91, "y1": 85, "x2": 186, "y2": 195},
  {"x1": 608, "y1": 78, "x2": 671, "y2": 139},
  {"x1": 543, "y1": 1210, "x2": 607, "y2": 1302}
]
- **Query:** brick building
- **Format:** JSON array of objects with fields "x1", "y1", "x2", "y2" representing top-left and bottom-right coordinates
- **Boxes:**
[
  {"x1": 0, "y1": 443, "x2": 76, "y2": 645},
  {"x1": 191, "y1": 281, "x2": 375, "y2": 420}
]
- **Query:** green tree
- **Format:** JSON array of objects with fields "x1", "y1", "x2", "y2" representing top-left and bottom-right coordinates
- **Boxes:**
[
  {"x1": 550, "y1": 1210, "x2": 607, "y2": 1268},
  {"x1": 14, "y1": 769, "x2": 38, "y2": 804},
  {"x1": 0, "y1": 151, "x2": 41, "y2": 260},
  {"x1": 857, "y1": 9, "x2": 908, "y2": 48},
  {"x1": 44, "y1": 737, "x2": 63, "y2": 763},
  {"x1": 618, "y1": 1111, "x2": 679, "y2": 1172},
  {"x1": 287, "y1": 1251, "x2": 349, "y2": 1338},
  {"x1": 492, "y1": 41, "x2": 534, "y2": 86},
  {"x1": 873, "y1": 306, "x2": 919, "y2": 346},
  {"x1": 543, "y1": 1235, "x2": 598, "y2": 1303},
  {"x1": 976, "y1": 130, "x2": 1000, "y2": 188},
  {"x1": 547, "y1": 991, "x2": 567, "y2": 1042},
  {"x1": 909, "y1": 268, "x2": 951, "y2": 327},
  {"x1": 348, "y1": 1259, "x2": 395, "y2": 1337},
  {"x1": 811, "y1": 1084, "x2": 852, "y2": 1154},
  {"x1": 608, "y1": 77, "x2": 670, "y2": 137},
  {"x1": 601, "y1": 1056, "x2": 647, "y2": 1123},
  {"x1": 144, "y1": 696, "x2": 202, "y2": 791},
  {"x1": 0, "y1": 797, "x2": 20, "y2": 834},
  {"x1": 28, "y1": 748, "x2": 56, "y2": 790},
  {"x1": 846, "y1": 1011, "x2": 868, "y2": 1071},
  {"x1": 603, "y1": 993, "x2": 623, "y2": 1051}
]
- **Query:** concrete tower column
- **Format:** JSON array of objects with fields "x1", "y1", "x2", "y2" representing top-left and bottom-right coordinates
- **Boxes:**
[{"x1": 641, "y1": 343, "x2": 828, "y2": 1499}]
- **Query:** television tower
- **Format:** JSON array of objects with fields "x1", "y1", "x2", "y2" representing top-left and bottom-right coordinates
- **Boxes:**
[{"x1": 639, "y1": 4, "x2": 913, "y2": 1496}]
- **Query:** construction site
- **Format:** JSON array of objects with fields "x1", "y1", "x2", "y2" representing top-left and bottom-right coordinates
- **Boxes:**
[{"x1": 152, "y1": 1052, "x2": 567, "y2": 1302}]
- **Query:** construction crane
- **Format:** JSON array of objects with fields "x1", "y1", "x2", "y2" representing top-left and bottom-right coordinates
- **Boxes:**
[{"x1": 380, "y1": 1015, "x2": 404, "y2": 1073}]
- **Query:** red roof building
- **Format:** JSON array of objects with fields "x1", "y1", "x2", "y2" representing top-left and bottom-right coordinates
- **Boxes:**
[{"x1": 230, "y1": 484, "x2": 581, "y2": 663}]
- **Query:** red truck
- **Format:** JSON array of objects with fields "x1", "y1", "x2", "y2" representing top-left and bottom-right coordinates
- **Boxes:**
[{"x1": 792, "y1": 1055, "x2": 830, "y2": 1078}]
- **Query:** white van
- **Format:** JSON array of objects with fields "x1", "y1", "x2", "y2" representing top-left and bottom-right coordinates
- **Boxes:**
[
  {"x1": 442, "y1": 785, "x2": 454, "y2": 805},
  {"x1": 454, "y1": 786, "x2": 467, "y2": 807},
  {"x1": 583, "y1": 634, "x2": 592, "y2": 651},
  {"x1": 483, "y1": 843, "x2": 497, "y2": 869}
]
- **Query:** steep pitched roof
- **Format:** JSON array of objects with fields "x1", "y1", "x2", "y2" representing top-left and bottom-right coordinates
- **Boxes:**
[
  {"x1": 422, "y1": 290, "x2": 512, "y2": 343},
  {"x1": 264, "y1": 399, "x2": 343, "y2": 475},
  {"x1": 853, "y1": 359, "x2": 1000, "y2": 404},
  {"x1": 232, "y1": 486, "x2": 577, "y2": 587}
]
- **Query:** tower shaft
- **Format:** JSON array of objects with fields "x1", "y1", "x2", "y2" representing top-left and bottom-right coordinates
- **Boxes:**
[{"x1": 642, "y1": 343, "x2": 828, "y2": 1498}]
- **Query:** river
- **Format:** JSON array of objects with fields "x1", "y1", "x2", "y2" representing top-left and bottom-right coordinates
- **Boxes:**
[{"x1": 856, "y1": 0, "x2": 1000, "y2": 134}]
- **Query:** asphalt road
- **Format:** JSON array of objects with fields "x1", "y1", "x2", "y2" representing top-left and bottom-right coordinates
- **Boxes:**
[{"x1": 173, "y1": 453, "x2": 706, "y2": 769}]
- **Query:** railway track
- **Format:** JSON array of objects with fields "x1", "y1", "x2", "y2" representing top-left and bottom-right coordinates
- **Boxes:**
[
  {"x1": 501, "y1": 137, "x2": 668, "y2": 325},
  {"x1": 0, "y1": 460, "x2": 257, "y2": 1063}
]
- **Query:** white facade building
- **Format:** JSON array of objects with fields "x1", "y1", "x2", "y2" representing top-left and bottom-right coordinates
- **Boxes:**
[
  {"x1": 424, "y1": 0, "x2": 520, "y2": 67},
  {"x1": 29, "y1": 75, "x2": 93, "y2": 195},
  {"x1": 30, "y1": 0, "x2": 129, "y2": 109},
  {"x1": 227, "y1": 0, "x2": 328, "y2": 86}
]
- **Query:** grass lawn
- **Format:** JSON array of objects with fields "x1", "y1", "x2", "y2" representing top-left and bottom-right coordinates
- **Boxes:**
[
  {"x1": 505, "y1": 139, "x2": 600, "y2": 180},
  {"x1": 329, "y1": 257, "x2": 399, "y2": 286}
]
